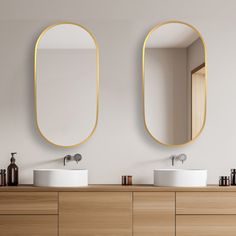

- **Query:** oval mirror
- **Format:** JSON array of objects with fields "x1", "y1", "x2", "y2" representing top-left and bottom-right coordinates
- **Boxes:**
[
  {"x1": 143, "y1": 21, "x2": 207, "y2": 146},
  {"x1": 35, "y1": 23, "x2": 99, "y2": 147}
]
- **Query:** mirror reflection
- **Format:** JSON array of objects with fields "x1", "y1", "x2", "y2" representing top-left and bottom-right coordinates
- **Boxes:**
[
  {"x1": 143, "y1": 21, "x2": 206, "y2": 146},
  {"x1": 35, "y1": 23, "x2": 99, "y2": 147}
]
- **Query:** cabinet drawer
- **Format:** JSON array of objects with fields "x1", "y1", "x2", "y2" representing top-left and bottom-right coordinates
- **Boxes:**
[
  {"x1": 0, "y1": 192, "x2": 58, "y2": 214},
  {"x1": 176, "y1": 215, "x2": 236, "y2": 236},
  {"x1": 59, "y1": 192, "x2": 132, "y2": 236},
  {"x1": 176, "y1": 192, "x2": 236, "y2": 214},
  {"x1": 0, "y1": 215, "x2": 57, "y2": 236},
  {"x1": 133, "y1": 192, "x2": 175, "y2": 236}
]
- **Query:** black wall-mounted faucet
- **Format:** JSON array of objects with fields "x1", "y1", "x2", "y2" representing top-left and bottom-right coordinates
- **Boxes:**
[
  {"x1": 63, "y1": 153, "x2": 82, "y2": 166},
  {"x1": 170, "y1": 153, "x2": 187, "y2": 166}
]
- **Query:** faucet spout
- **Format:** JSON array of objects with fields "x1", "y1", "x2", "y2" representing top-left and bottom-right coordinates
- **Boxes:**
[
  {"x1": 64, "y1": 155, "x2": 72, "y2": 166},
  {"x1": 170, "y1": 155, "x2": 176, "y2": 166}
]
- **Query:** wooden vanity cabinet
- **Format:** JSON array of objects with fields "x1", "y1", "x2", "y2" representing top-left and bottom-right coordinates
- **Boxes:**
[
  {"x1": 59, "y1": 192, "x2": 132, "y2": 236},
  {"x1": 0, "y1": 192, "x2": 58, "y2": 214},
  {"x1": 0, "y1": 192, "x2": 58, "y2": 236},
  {"x1": 59, "y1": 191, "x2": 175, "y2": 236},
  {"x1": 176, "y1": 215, "x2": 236, "y2": 236},
  {"x1": 133, "y1": 192, "x2": 175, "y2": 236},
  {"x1": 176, "y1": 192, "x2": 236, "y2": 236},
  {"x1": 0, "y1": 215, "x2": 57, "y2": 236},
  {"x1": 176, "y1": 192, "x2": 236, "y2": 214},
  {"x1": 1, "y1": 186, "x2": 236, "y2": 236}
]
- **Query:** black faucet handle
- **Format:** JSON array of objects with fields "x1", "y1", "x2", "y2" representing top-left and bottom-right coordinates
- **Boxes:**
[
  {"x1": 74, "y1": 153, "x2": 82, "y2": 163},
  {"x1": 63, "y1": 154, "x2": 82, "y2": 166}
]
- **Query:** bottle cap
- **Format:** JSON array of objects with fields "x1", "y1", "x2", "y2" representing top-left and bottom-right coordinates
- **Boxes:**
[{"x1": 10, "y1": 152, "x2": 17, "y2": 163}]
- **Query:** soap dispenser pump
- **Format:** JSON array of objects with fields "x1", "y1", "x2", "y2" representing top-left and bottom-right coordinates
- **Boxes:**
[{"x1": 7, "y1": 152, "x2": 18, "y2": 186}]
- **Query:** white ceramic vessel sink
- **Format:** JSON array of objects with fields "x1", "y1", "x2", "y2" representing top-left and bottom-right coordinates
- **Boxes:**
[
  {"x1": 154, "y1": 169, "x2": 207, "y2": 187},
  {"x1": 33, "y1": 169, "x2": 88, "y2": 187}
]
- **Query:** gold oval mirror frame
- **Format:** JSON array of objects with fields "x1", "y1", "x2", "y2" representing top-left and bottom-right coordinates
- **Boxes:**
[
  {"x1": 34, "y1": 22, "x2": 99, "y2": 148},
  {"x1": 142, "y1": 21, "x2": 207, "y2": 147}
]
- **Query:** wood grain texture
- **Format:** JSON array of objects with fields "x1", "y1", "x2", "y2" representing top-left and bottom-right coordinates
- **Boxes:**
[
  {"x1": 0, "y1": 215, "x2": 57, "y2": 236},
  {"x1": 177, "y1": 215, "x2": 236, "y2": 236},
  {"x1": 59, "y1": 192, "x2": 132, "y2": 236},
  {"x1": 176, "y1": 192, "x2": 236, "y2": 214},
  {"x1": 1, "y1": 185, "x2": 236, "y2": 192},
  {"x1": 133, "y1": 192, "x2": 175, "y2": 236},
  {"x1": 0, "y1": 192, "x2": 58, "y2": 214}
]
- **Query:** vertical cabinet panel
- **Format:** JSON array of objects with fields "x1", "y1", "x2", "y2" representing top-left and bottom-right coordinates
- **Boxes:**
[
  {"x1": 133, "y1": 192, "x2": 175, "y2": 236},
  {"x1": 0, "y1": 215, "x2": 57, "y2": 236},
  {"x1": 176, "y1": 215, "x2": 236, "y2": 236},
  {"x1": 59, "y1": 192, "x2": 132, "y2": 236}
]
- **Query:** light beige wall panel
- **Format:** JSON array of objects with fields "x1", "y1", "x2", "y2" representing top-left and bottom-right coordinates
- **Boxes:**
[{"x1": 0, "y1": 0, "x2": 235, "y2": 184}]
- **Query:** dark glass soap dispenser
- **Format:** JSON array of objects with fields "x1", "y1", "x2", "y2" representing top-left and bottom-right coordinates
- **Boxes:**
[{"x1": 7, "y1": 152, "x2": 18, "y2": 186}]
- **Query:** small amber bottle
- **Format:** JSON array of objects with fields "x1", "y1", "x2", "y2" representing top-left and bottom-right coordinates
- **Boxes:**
[
  {"x1": 0, "y1": 169, "x2": 6, "y2": 186},
  {"x1": 7, "y1": 152, "x2": 18, "y2": 186}
]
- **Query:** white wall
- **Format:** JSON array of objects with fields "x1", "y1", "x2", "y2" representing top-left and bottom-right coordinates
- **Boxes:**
[{"x1": 0, "y1": 0, "x2": 235, "y2": 184}]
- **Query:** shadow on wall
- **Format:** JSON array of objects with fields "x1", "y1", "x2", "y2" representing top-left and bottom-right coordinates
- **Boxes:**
[{"x1": 21, "y1": 157, "x2": 63, "y2": 169}]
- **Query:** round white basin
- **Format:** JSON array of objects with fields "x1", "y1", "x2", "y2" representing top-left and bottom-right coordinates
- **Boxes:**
[
  {"x1": 154, "y1": 169, "x2": 207, "y2": 187},
  {"x1": 33, "y1": 169, "x2": 88, "y2": 187}
]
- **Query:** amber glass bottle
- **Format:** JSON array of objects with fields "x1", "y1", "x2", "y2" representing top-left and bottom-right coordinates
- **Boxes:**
[{"x1": 7, "y1": 152, "x2": 18, "y2": 186}]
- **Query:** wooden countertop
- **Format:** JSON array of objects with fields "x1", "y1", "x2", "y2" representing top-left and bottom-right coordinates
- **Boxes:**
[{"x1": 0, "y1": 184, "x2": 236, "y2": 192}]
